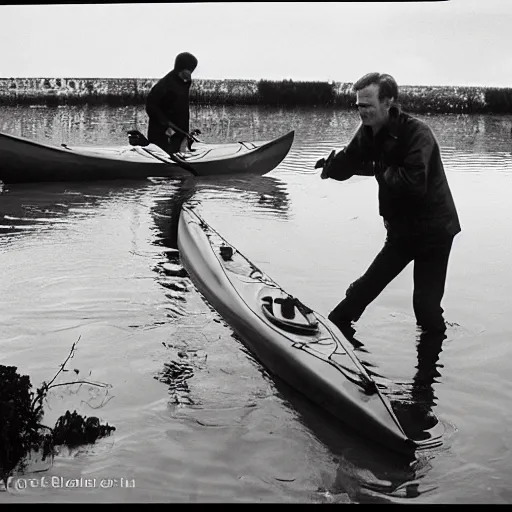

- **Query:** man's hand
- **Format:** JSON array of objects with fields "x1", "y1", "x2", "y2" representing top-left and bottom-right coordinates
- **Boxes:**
[
  {"x1": 189, "y1": 128, "x2": 201, "y2": 143},
  {"x1": 373, "y1": 159, "x2": 386, "y2": 176},
  {"x1": 166, "y1": 124, "x2": 201, "y2": 144},
  {"x1": 315, "y1": 150, "x2": 336, "y2": 179}
]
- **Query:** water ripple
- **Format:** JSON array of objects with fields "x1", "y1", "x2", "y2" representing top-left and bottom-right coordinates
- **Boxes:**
[{"x1": 441, "y1": 148, "x2": 512, "y2": 173}]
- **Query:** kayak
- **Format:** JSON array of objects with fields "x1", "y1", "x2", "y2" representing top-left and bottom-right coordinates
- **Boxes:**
[
  {"x1": 177, "y1": 205, "x2": 443, "y2": 458},
  {"x1": 0, "y1": 130, "x2": 294, "y2": 184}
]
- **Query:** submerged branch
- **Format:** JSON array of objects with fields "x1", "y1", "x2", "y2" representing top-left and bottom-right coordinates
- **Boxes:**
[{"x1": 1, "y1": 336, "x2": 116, "y2": 484}]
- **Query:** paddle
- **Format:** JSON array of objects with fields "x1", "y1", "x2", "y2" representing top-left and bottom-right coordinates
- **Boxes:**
[
  {"x1": 167, "y1": 153, "x2": 198, "y2": 176},
  {"x1": 127, "y1": 128, "x2": 200, "y2": 146},
  {"x1": 167, "y1": 123, "x2": 202, "y2": 144},
  {"x1": 127, "y1": 130, "x2": 199, "y2": 176},
  {"x1": 141, "y1": 147, "x2": 199, "y2": 176}
]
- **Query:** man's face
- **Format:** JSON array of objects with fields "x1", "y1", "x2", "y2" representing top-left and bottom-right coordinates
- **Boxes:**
[
  {"x1": 355, "y1": 83, "x2": 392, "y2": 131},
  {"x1": 178, "y1": 69, "x2": 193, "y2": 83}
]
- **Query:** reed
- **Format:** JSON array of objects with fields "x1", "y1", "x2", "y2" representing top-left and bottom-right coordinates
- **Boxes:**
[
  {"x1": 191, "y1": 79, "x2": 259, "y2": 105},
  {"x1": 256, "y1": 79, "x2": 335, "y2": 106},
  {"x1": 398, "y1": 85, "x2": 488, "y2": 114},
  {"x1": 332, "y1": 82, "x2": 357, "y2": 109},
  {"x1": 484, "y1": 87, "x2": 512, "y2": 113},
  {"x1": 1, "y1": 78, "x2": 512, "y2": 113}
]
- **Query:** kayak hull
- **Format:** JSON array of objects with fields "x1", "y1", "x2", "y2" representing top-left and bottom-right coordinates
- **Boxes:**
[
  {"x1": 0, "y1": 130, "x2": 294, "y2": 184},
  {"x1": 178, "y1": 205, "x2": 421, "y2": 458}
]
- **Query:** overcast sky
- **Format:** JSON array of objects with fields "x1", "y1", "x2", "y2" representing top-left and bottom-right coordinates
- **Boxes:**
[{"x1": 0, "y1": 1, "x2": 510, "y2": 87}]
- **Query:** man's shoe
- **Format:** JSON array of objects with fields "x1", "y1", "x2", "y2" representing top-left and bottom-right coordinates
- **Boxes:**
[
  {"x1": 327, "y1": 313, "x2": 366, "y2": 350},
  {"x1": 328, "y1": 312, "x2": 354, "y2": 333}
]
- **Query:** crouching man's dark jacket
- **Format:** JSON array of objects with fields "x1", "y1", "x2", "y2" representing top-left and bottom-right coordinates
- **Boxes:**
[
  {"x1": 324, "y1": 108, "x2": 461, "y2": 237},
  {"x1": 145, "y1": 69, "x2": 191, "y2": 144}
]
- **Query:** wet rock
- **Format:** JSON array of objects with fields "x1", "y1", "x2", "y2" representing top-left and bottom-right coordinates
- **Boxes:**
[
  {"x1": 154, "y1": 360, "x2": 195, "y2": 406},
  {"x1": 159, "y1": 279, "x2": 188, "y2": 292},
  {"x1": 160, "y1": 262, "x2": 187, "y2": 277}
]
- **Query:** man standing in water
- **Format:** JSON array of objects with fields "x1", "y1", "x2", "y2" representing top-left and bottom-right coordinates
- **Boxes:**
[
  {"x1": 317, "y1": 72, "x2": 461, "y2": 334},
  {"x1": 146, "y1": 52, "x2": 199, "y2": 155}
]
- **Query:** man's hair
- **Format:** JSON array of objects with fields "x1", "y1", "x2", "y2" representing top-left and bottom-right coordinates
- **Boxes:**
[
  {"x1": 174, "y1": 52, "x2": 198, "y2": 72},
  {"x1": 353, "y1": 72, "x2": 399, "y2": 101}
]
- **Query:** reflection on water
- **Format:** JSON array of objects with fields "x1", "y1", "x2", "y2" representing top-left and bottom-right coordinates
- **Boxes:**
[
  {"x1": 0, "y1": 105, "x2": 147, "y2": 146},
  {"x1": 1, "y1": 104, "x2": 512, "y2": 503},
  {"x1": 3, "y1": 104, "x2": 510, "y2": 156},
  {"x1": 0, "y1": 180, "x2": 153, "y2": 241},
  {"x1": 150, "y1": 173, "x2": 291, "y2": 251},
  {"x1": 389, "y1": 331, "x2": 447, "y2": 443},
  {"x1": 259, "y1": 368, "x2": 421, "y2": 503}
]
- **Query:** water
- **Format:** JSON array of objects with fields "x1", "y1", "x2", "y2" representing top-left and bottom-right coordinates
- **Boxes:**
[{"x1": 1, "y1": 104, "x2": 512, "y2": 503}]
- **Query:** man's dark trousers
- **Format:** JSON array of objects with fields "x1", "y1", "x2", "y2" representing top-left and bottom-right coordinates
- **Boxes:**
[{"x1": 328, "y1": 230, "x2": 454, "y2": 333}]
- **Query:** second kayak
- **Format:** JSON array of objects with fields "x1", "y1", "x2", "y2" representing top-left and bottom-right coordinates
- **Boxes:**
[{"x1": 177, "y1": 205, "x2": 442, "y2": 458}]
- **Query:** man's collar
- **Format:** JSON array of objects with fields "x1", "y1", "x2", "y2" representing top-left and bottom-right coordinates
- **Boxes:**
[{"x1": 387, "y1": 104, "x2": 402, "y2": 139}]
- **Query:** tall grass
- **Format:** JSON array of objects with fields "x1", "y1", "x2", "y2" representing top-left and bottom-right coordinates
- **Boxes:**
[
  {"x1": 1, "y1": 78, "x2": 512, "y2": 114},
  {"x1": 397, "y1": 86, "x2": 488, "y2": 114},
  {"x1": 484, "y1": 88, "x2": 512, "y2": 113},
  {"x1": 191, "y1": 79, "x2": 259, "y2": 105},
  {"x1": 257, "y1": 79, "x2": 335, "y2": 106}
]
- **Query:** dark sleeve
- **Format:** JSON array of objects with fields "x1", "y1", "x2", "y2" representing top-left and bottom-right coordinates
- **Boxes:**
[
  {"x1": 325, "y1": 128, "x2": 374, "y2": 182},
  {"x1": 379, "y1": 122, "x2": 433, "y2": 197},
  {"x1": 145, "y1": 78, "x2": 173, "y2": 128}
]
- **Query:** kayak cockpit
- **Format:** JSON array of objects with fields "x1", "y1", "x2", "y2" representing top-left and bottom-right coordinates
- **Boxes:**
[{"x1": 259, "y1": 288, "x2": 319, "y2": 335}]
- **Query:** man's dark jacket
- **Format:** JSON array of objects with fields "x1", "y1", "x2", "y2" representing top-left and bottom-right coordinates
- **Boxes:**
[
  {"x1": 325, "y1": 108, "x2": 461, "y2": 237},
  {"x1": 145, "y1": 69, "x2": 191, "y2": 145}
]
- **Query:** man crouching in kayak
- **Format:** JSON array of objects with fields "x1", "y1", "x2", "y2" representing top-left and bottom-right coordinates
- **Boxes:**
[
  {"x1": 146, "y1": 52, "x2": 199, "y2": 156},
  {"x1": 317, "y1": 72, "x2": 461, "y2": 334}
]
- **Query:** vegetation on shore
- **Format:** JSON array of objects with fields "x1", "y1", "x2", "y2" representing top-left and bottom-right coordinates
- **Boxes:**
[
  {"x1": 1, "y1": 78, "x2": 511, "y2": 114},
  {"x1": 0, "y1": 337, "x2": 115, "y2": 488}
]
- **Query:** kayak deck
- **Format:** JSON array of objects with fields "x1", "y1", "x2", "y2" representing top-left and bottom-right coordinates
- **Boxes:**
[{"x1": 61, "y1": 139, "x2": 262, "y2": 164}]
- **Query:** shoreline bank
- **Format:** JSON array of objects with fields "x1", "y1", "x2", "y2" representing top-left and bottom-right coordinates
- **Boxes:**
[{"x1": 1, "y1": 78, "x2": 511, "y2": 114}]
